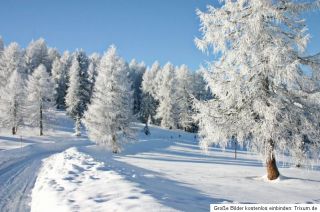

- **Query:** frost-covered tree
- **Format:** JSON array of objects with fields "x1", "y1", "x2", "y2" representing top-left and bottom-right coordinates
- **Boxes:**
[
  {"x1": 65, "y1": 50, "x2": 91, "y2": 135},
  {"x1": 128, "y1": 59, "x2": 146, "y2": 116},
  {"x1": 25, "y1": 38, "x2": 50, "y2": 74},
  {"x1": 140, "y1": 63, "x2": 160, "y2": 124},
  {"x1": 52, "y1": 58, "x2": 67, "y2": 109},
  {"x1": 0, "y1": 42, "x2": 25, "y2": 88},
  {"x1": 83, "y1": 46, "x2": 134, "y2": 153},
  {"x1": 25, "y1": 64, "x2": 54, "y2": 136},
  {"x1": 0, "y1": 70, "x2": 25, "y2": 134},
  {"x1": 175, "y1": 64, "x2": 193, "y2": 131},
  {"x1": 155, "y1": 62, "x2": 178, "y2": 129},
  {"x1": 47, "y1": 47, "x2": 61, "y2": 72},
  {"x1": 65, "y1": 59, "x2": 83, "y2": 136},
  {"x1": 195, "y1": 0, "x2": 320, "y2": 180},
  {"x1": 88, "y1": 53, "x2": 101, "y2": 99}
]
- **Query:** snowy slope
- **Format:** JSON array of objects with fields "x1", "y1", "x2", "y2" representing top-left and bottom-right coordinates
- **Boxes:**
[
  {"x1": 1, "y1": 111, "x2": 320, "y2": 212},
  {"x1": 0, "y1": 111, "x2": 90, "y2": 212}
]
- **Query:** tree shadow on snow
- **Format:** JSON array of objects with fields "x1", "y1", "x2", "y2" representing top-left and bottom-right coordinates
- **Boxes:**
[{"x1": 79, "y1": 146, "x2": 238, "y2": 212}]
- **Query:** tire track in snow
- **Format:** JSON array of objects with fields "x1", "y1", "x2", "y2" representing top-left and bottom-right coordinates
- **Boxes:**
[{"x1": 0, "y1": 154, "x2": 48, "y2": 212}]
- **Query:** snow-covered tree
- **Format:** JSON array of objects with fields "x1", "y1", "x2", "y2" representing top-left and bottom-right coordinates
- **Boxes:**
[
  {"x1": 175, "y1": 64, "x2": 193, "y2": 131},
  {"x1": 47, "y1": 47, "x2": 61, "y2": 72},
  {"x1": 155, "y1": 62, "x2": 178, "y2": 129},
  {"x1": 128, "y1": 59, "x2": 146, "y2": 116},
  {"x1": 65, "y1": 59, "x2": 83, "y2": 135},
  {"x1": 52, "y1": 58, "x2": 67, "y2": 109},
  {"x1": 25, "y1": 38, "x2": 50, "y2": 74},
  {"x1": 83, "y1": 46, "x2": 134, "y2": 153},
  {"x1": 65, "y1": 50, "x2": 91, "y2": 135},
  {"x1": 0, "y1": 42, "x2": 25, "y2": 88},
  {"x1": 25, "y1": 64, "x2": 54, "y2": 136},
  {"x1": 195, "y1": 0, "x2": 320, "y2": 180},
  {"x1": 88, "y1": 53, "x2": 101, "y2": 99},
  {"x1": 140, "y1": 62, "x2": 160, "y2": 124},
  {"x1": 0, "y1": 70, "x2": 25, "y2": 134}
]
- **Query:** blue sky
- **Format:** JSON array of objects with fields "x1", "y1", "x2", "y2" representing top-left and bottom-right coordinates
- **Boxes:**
[{"x1": 0, "y1": 0, "x2": 319, "y2": 70}]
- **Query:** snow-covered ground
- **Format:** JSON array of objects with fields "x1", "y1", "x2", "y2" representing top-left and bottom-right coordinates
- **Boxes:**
[{"x1": 0, "y1": 111, "x2": 319, "y2": 212}]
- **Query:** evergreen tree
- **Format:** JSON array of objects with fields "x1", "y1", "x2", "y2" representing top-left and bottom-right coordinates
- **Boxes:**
[
  {"x1": 84, "y1": 46, "x2": 134, "y2": 153},
  {"x1": 88, "y1": 53, "x2": 101, "y2": 99},
  {"x1": 175, "y1": 64, "x2": 193, "y2": 131},
  {"x1": 155, "y1": 62, "x2": 178, "y2": 129},
  {"x1": 0, "y1": 42, "x2": 25, "y2": 88},
  {"x1": 140, "y1": 63, "x2": 160, "y2": 124},
  {"x1": 65, "y1": 59, "x2": 83, "y2": 135},
  {"x1": 128, "y1": 59, "x2": 146, "y2": 116},
  {"x1": 0, "y1": 70, "x2": 25, "y2": 134},
  {"x1": 25, "y1": 38, "x2": 50, "y2": 74},
  {"x1": 195, "y1": 0, "x2": 320, "y2": 180},
  {"x1": 52, "y1": 58, "x2": 67, "y2": 109},
  {"x1": 25, "y1": 64, "x2": 54, "y2": 136}
]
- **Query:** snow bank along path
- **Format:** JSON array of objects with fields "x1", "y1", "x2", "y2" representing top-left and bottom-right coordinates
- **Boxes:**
[
  {"x1": 31, "y1": 147, "x2": 174, "y2": 212},
  {"x1": 0, "y1": 111, "x2": 90, "y2": 212}
]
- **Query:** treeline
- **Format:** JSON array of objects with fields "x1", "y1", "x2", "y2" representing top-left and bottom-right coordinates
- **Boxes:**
[{"x1": 0, "y1": 36, "x2": 211, "y2": 139}]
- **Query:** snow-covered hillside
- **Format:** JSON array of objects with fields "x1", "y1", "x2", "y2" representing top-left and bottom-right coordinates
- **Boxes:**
[{"x1": 0, "y1": 111, "x2": 320, "y2": 212}]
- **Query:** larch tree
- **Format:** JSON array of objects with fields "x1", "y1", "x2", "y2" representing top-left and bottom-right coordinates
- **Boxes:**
[
  {"x1": 65, "y1": 50, "x2": 91, "y2": 136},
  {"x1": 83, "y1": 46, "x2": 134, "y2": 153},
  {"x1": 24, "y1": 38, "x2": 50, "y2": 74},
  {"x1": 0, "y1": 70, "x2": 25, "y2": 135},
  {"x1": 25, "y1": 64, "x2": 54, "y2": 136},
  {"x1": 128, "y1": 59, "x2": 146, "y2": 116},
  {"x1": 155, "y1": 62, "x2": 178, "y2": 129},
  {"x1": 140, "y1": 62, "x2": 160, "y2": 125},
  {"x1": 175, "y1": 64, "x2": 193, "y2": 131},
  {"x1": 65, "y1": 59, "x2": 83, "y2": 136},
  {"x1": 0, "y1": 42, "x2": 25, "y2": 88},
  {"x1": 88, "y1": 53, "x2": 101, "y2": 99},
  {"x1": 52, "y1": 58, "x2": 67, "y2": 109},
  {"x1": 195, "y1": 0, "x2": 320, "y2": 180}
]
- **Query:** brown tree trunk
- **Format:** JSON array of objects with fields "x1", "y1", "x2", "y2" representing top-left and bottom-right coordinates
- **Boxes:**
[
  {"x1": 12, "y1": 126, "x2": 16, "y2": 135},
  {"x1": 266, "y1": 140, "x2": 280, "y2": 180},
  {"x1": 112, "y1": 135, "x2": 118, "y2": 154},
  {"x1": 40, "y1": 104, "x2": 43, "y2": 136}
]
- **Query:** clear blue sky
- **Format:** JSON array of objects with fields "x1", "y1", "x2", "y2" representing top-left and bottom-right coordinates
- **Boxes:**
[{"x1": 0, "y1": 0, "x2": 319, "y2": 70}]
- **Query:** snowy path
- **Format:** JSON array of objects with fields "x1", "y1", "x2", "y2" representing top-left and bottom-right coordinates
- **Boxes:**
[{"x1": 0, "y1": 111, "x2": 90, "y2": 212}]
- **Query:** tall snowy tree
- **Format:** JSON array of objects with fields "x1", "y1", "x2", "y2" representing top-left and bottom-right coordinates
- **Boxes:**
[
  {"x1": 65, "y1": 59, "x2": 83, "y2": 136},
  {"x1": 195, "y1": 0, "x2": 320, "y2": 180},
  {"x1": 88, "y1": 53, "x2": 101, "y2": 99},
  {"x1": 175, "y1": 64, "x2": 194, "y2": 131},
  {"x1": 83, "y1": 46, "x2": 134, "y2": 153},
  {"x1": 140, "y1": 62, "x2": 161, "y2": 124},
  {"x1": 128, "y1": 59, "x2": 146, "y2": 116},
  {"x1": 25, "y1": 64, "x2": 54, "y2": 136},
  {"x1": 65, "y1": 50, "x2": 91, "y2": 135},
  {"x1": 0, "y1": 42, "x2": 25, "y2": 88},
  {"x1": 0, "y1": 70, "x2": 25, "y2": 134},
  {"x1": 47, "y1": 47, "x2": 61, "y2": 72},
  {"x1": 155, "y1": 62, "x2": 178, "y2": 129},
  {"x1": 52, "y1": 58, "x2": 67, "y2": 109},
  {"x1": 25, "y1": 38, "x2": 50, "y2": 74}
]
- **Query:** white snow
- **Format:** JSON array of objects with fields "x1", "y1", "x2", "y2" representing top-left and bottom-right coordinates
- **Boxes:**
[{"x1": 1, "y1": 111, "x2": 319, "y2": 212}]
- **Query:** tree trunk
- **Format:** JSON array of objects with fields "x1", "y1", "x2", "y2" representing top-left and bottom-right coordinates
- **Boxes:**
[
  {"x1": 40, "y1": 104, "x2": 43, "y2": 136},
  {"x1": 234, "y1": 140, "x2": 237, "y2": 160},
  {"x1": 266, "y1": 140, "x2": 280, "y2": 180},
  {"x1": 112, "y1": 135, "x2": 118, "y2": 154},
  {"x1": 12, "y1": 126, "x2": 16, "y2": 135}
]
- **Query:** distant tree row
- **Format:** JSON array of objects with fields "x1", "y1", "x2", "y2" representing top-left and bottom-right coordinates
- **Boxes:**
[{"x1": 0, "y1": 36, "x2": 210, "y2": 151}]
